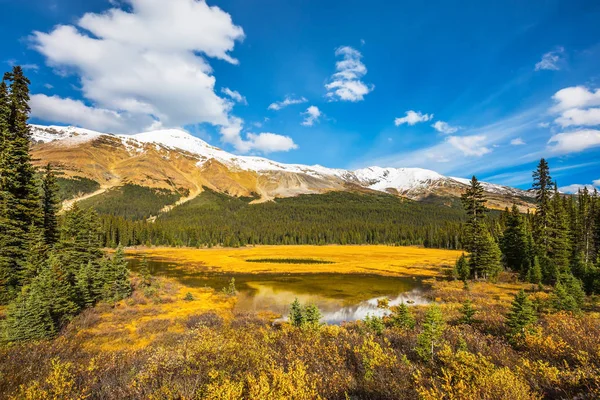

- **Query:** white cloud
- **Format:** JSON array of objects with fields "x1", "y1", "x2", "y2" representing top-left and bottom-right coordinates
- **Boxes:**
[
  {"x1": 221, "y1": 87, "x2": 247, "y2": 105},
  {"x1": 30, "y1": 94, "x2": 155, "y2": 132},
  {"x1": 559, "y1": 184, "x2": 597, "y2": 194},
  {"x1": 6, "y1": 59, "x2": 39, "y2": 71},
  {"x1": 395, "y1": 110, "x2": 433, "y2": 126},
  {"x1": 27, "y1": 0, "x2": 294, "y2": 153},
  {"x1": 43, "y1": 83, "x2": 54, "y2": 89},
  {"x1": 510, "y1": 137, "x2": 525, "y2": 145},
  {"x1": 554, "y1": 107, "x2": 600, "y2": 127},
  {"x1": 268, "y1": 95, "x2": 308, "y2": 111},
  {"x1": 535, "y1": 47, "x2": 564, "y2": 71},
  {"x1": 355, "y1": 107, "x2": 546, "y2": 177},
  {"x1": 325, "y1": 46, "x2": 373, "y2": 102},
  {"x1": 594, "y1": 179, "x2": 600, "y2": 186},
  {"x1": 431, "y1": 120, "x2": 458, "y2": 134},
  {"x1": 447, "y1": 135, "x2": 491, "y2": 156},
  {"x1": 244, "y1": 132, "x2": 298, "y2": 153},
  {"x1": 548, "y1": 129, "x2": 600, "y2": 154},
  {"x1": 551, "y1": 86, "x2": 600, "y2": 113},
  {"x1": 22, "y1": 64, "x2": 40, "y2": 71},
  {"x1": 301, "y1": 106, "x2": 321, "y2": 126},
  {"x1": 537, "y1": 122, "x2": 550, "y2": 128}
]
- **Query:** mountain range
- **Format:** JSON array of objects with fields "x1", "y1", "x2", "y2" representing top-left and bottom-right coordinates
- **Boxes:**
[{"x1": 30, "y1": 125, "x2": 534, "y2": 212}]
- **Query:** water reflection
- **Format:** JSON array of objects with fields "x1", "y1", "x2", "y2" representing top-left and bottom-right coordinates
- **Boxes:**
[
  {"x1": 127, "y1": 255, "x2": 429, "y2": 324},
  {"x1": 320, "y1": 290, "x2": 429, "y2": 324}
]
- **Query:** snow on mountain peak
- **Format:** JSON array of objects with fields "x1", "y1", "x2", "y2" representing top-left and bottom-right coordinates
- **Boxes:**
[
  {"x1": 353, "y1": 167, "x2": 446, "y2": 191},
  {"x1": 31, "y1": 125, "x2": 105, "y2": 144},
  {"x1": 127, "y1": 129, "x2": 218, "y2": 154},
  {"x1": 29, "y1": 124, "x2": 529, "y2": 198}
]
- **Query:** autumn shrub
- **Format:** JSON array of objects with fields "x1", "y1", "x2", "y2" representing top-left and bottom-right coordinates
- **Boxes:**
[
  {"x1": 186, "y1": 311, "x2": 224, "y2": 329},
  {"x1": 1, "y1": 285, "x2": 599, "y2": 399},
  {"x1": 416, "y1": 345, "x2": 539, "y2": 400}
]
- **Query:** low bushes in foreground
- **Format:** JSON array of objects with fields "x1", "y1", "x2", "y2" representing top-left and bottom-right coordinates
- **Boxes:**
[{"x1": 1, "y1": 278, "x2": 599, "y2": 399}]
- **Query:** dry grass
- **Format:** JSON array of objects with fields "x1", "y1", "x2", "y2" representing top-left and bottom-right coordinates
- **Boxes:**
[
  {"x1": 125, "y1": 245, "x2": 464, "y2": 277},
  {"x1": 72, "y1": 277, "x2": 235, "y2": 352}
]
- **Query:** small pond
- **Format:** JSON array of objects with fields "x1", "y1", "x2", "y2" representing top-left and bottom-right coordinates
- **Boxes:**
[{"x1": 127, "y1": 256, "x2": 430, "y2": 324}]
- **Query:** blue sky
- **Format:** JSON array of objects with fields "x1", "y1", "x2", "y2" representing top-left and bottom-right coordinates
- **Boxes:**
[{"x1": 2, "y1": 0, "x2": 600, "y2": 190}]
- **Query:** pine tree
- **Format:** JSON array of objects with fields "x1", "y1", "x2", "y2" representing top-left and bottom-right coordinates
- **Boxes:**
[
  {"x1": 453, "y1": 253, "x2": 470, "y2": 282},
  {"x1": 389, "y1": 302, "x2": 415, "y2": 329},
  {"x1": 0, "y1": 79, "x2": 10, "y2": 180},
  {"x1": 416, "y1": 304, "x2": 445, "y2": 361},
  {"x1": 304, "y1": 304, "x2": 322, "y2": 328},
  {"x1": 139, "y1": 256, "x2": 152, "y2": 287},
  {"x1": 461, "y1": 176, "x2": 487, "y2": 257},
  {"x1": 0, "y1": 68, "x2": 42, "y2": 301},
  {"x1": 501, "y1": 205, "x2": 529, "y2": 274},
  {"x1": 2, "y1": 66, "x2": 41, "y2": 234},
  {"x1": 100, "y1": 245, "x2": 131, "y2": 302},
  {"x1": 458, "y1": 299, "x2": 476, "y2": 325},
  {"x1": 532, "y1": 159, "x2": 553, "y2": 254},
  {"x1": 22, "y1": 226, "x2": 48, "y2": 285},
  {"x1": 44, "y1": 255, "x2": 80, "y2": 327},
  {"x1": 459, "y1": 176, "x2": 501, "y2": 280},
  {"x1": 461, "y1": 176, "x2": 487, "y2": 225},
  {"x1": 0, "y1": 193, "x2": 23, "y2": 302},
  {"x1": 55, "y1": 204, "x2": 103, "y2": 277},
  {"x1": 548, "y1": 184, "x2": 570, "y2": 275},
  {"x1": 75, "y1": 261, "x2": 100, "y2": 307},
  {"x1": 527, "y1": 256, "x2": 542, "y2": 285},
  {"x1": 506, "y1": 290, "x2": 537, "y2": 342},
  {"x1": 289, "y1": 298, "x2": 304, "y2": 327},
  {"x1": 549, "y1": 281, "x2": 578, "y2": 312},
  {"x1": 470, "y1": 227, "x2": 502, "y2": 281},
  {"x1": 561, "y1": 274, "x2": 586, "y2": 308},
  {"x1": 2, "y1": 282, "x2": 55, "y2": 342},
  {"x1": 41, "y1": 163, "x2": 60, "y2": 246}
]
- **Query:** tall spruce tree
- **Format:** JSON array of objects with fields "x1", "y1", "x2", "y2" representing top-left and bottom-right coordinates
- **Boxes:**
[
  {"x1": 460, "y1": 176, "x2": 501, "y2": 280},
  {"x1": 100, "y1": 245, "x2": 131, "y2": 302},
  {"x1": 461, "y1": 176, "x2": 487, "y2": 226},
  {"x1": 547, "y1": 183, "x2": 570, "y2": 282},
  {"x1": 501, "y1": 205, "x2": 529, "y2": 275},
  {"x1": 453, "y1": 253, "x2": 470, "y2": 282},
  {"x1": 1, "y1": 67, "x2": 133, "y2": 340},
  {"x1": 41, "y1": 163, "x2": 60, "y2": 246},
  {"x1": 532, "y1": 159, "x2": 553, "y2": 254},
  {"x1": 472, "y1": 228, "x2": 502, "y2": 280},
  {"x1": 55, "y1": 204, "x2": 104, "y2": 278},
  {"x1": 0, "y1": 67, "x2": 41, "y2": 301}
]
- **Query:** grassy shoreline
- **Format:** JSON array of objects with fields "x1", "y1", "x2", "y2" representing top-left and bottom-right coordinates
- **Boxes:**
[{"x1": 123, "y1": 244, "x2": 464, "y2": 278}]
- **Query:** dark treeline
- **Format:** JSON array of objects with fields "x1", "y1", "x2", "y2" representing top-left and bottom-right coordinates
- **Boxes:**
[
  {"x1": 0, "y1": 67, "x2": 131, "y2": 342},
  {"x1": 98, "y1": 189, "x2": 467, "y2": 249},
  {"x1": 456, "y1": 161, "x2": 600, "y2": 295}
]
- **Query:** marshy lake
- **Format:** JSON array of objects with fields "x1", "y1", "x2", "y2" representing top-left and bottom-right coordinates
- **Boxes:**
[{"x1": 127, "y1": 252, "x2": 431, "y2": 324}]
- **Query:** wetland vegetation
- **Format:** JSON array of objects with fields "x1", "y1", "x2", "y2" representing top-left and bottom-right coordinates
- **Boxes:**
[{"x1": 1, "y1": 69, "x2": 600, "y2": 399}]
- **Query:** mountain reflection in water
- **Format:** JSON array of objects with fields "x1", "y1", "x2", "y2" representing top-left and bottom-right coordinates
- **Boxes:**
[{"x1": 127, "y1": 256, "x2": 429, "y2": 324}]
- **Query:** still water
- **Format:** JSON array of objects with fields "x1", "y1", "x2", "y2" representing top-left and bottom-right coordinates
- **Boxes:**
[{"x1": 127, "y1": 256, "x2": 429, "y2": 324}]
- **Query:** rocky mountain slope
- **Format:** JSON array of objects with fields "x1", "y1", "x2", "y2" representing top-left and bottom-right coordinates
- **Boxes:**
[{"x1": 30, "y1": 125, "x2": 534, "y2": 211}]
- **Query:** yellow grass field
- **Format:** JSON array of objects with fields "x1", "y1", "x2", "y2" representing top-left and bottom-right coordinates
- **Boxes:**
[
  {"x1": 125, "y1": 245, "x2": 464, "y2": 277},
  {"x1": 76, "y1": 245, "x2": 464, "y2": 351},
  {"x1": 75, "y1": 277, "x2": 236, "y2": 352}
]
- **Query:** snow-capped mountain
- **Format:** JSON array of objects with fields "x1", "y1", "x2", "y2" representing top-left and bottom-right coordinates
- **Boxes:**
[{"x1": 30, "y1": 125, "x2": 534, "y2": 208}]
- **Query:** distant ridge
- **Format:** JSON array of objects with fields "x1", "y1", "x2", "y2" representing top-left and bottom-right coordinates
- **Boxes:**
[{"x1": 30, "y1": 125, "x2": 534, "y2": 210}]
